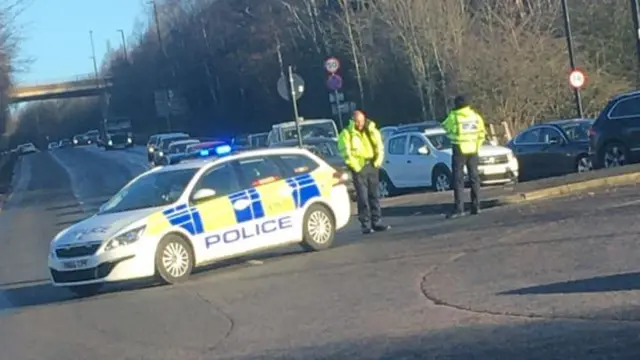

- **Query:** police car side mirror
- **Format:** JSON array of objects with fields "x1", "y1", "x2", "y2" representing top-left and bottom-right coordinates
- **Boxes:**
[
  {"x1": 418, "y1": 146, "x2": 429, "y2": 155},
  {"x1": 192, "y1": 188, "x2": 217, "y2": 202}
]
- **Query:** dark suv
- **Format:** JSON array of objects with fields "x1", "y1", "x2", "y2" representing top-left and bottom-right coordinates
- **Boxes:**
[{"x1": 589, "y1": 90, "x2": 640, "y2": 169}]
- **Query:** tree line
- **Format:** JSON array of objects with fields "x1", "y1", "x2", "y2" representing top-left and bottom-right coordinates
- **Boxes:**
[
  {"x1": 13, "y1": 0, "x2": 640, "y2": 144},
  {"x1": 0, "y1": 0, "x2": 29, "y2": 149}
]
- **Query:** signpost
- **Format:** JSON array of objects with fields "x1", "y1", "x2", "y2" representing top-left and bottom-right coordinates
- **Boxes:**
[
  {"x1": 327, "y1": 74, "x2": 344, "y2": 128},
  {"x1": 277, "y1": 66, "x2": 305, "y2": 147},
  {"x1": 324, "y1": 57, "x2": 340, "y2": 74},
  {"x1": 569, "y1": 69, "x2": 586, "y2": 89}
]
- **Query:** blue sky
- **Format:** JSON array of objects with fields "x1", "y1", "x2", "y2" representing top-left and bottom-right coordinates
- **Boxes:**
[{"x1": 15, "y1": 0, "x2": 147, "y2": 85}]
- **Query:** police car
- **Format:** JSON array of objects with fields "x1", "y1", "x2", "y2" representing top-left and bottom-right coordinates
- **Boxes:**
[{"x1": 48, "y1": 145, "x2": 352, "y2": 296}]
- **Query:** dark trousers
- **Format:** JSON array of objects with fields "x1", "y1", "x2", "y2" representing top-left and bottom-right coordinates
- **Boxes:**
[
  {"x1": 452, "y1": 145, "x2": 480, "y2": 214},
  {"x1": 352, "y1": 163, "x2": 381, "y2": 228}
]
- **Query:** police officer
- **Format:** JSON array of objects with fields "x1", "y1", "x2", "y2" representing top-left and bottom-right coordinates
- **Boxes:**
[
  {"x1": 338, "y1": 110, "x2": 391, "y2": 234},
  {"x1": 442, "y1": 95, "x2": 487, "y2": 218}
]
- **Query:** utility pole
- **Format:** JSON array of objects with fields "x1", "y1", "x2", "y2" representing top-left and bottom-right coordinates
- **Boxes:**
[
  {"x1": 117, "y1": 29, "x2": 128, "y2": 62},
  {"x1": 89, "y1": 30, "x2": 100, "y2": 87},
  {"x1": 560, "y1": 0, "x2": 584, "y2": 118},
  {"x1": 149, "y1": 0, "x2": 171, "y2": 131},
  {"x1": 631, "y1": 0, "x2": 640, "y2": 86}
]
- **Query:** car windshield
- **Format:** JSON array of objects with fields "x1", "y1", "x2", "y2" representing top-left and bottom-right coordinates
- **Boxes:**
[
  {"x1": 170, "y1": 142, "x2": 198, "y2": 153},
  {"x1": 281, "y1": 122, "x2": 337, "y2": 141},
  {"x1": 99, "y1": 168, "x2": 198, "y2": 214},
  {"x1": 162, "y1": 136, "x2": 188, "y2": 150},
  {"x1": 304, "y1": 141, "x2": 339, "y2": 157},
  {"x1": 561, "y1": 121, "x2": 592, "y2": 142},
  {"x1": 426, "y1": 134, "x2": 452, "y2": 150}
]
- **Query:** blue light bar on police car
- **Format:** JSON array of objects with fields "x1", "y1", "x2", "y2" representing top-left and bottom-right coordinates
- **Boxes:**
[{"x1": 214, "y1": 144, "x2": 232, "y2": 155}]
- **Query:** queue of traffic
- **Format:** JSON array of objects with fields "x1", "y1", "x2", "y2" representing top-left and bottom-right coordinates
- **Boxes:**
[{"x1": 45, "y1": 88, "x2": 640, "y2": 297}]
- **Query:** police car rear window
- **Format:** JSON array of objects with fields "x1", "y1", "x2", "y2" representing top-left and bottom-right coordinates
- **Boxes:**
[
  {"x1": 277, "y1": 154, "x2": 319, "y2": 176},
  {"x1": 237, "y1": 157, "x2": 284, "y2": 186}
]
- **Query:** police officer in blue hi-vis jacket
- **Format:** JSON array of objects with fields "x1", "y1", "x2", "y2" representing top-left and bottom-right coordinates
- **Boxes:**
[{"x1": 442, "y1": 95, "x2": 487, "y2": 219}]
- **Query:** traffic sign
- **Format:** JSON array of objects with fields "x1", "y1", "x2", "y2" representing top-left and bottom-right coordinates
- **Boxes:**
[
  {"x1": 569, "y1": 69, "x2": 586, "y2": 88},
  {"x1": 324, "y1": 57, "x2": 340, "y2": 73},
  {"x1": 277, "y1": 73, "x2": 305, "y2": 101},
  {"x1": 327, "y1": 74, "x2": 343, "y2": 91}
]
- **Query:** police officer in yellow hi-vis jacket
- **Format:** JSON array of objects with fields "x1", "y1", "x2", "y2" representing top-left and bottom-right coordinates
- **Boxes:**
[
  {"x1": 338, "y1": 110, "x2": 391, "y2": 234},
  {"x1": 442, "y1": 95, "x2": 487, "y2": 219}
]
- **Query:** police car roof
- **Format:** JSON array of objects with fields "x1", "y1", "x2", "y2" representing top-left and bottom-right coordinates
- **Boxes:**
[{"x1": 150, "y1": 147, "x2": 316, "y2": 173}]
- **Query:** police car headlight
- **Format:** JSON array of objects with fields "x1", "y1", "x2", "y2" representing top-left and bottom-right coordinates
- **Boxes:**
[{"x1": 104, "y1": 225, "x2": 146, "y2": 251}]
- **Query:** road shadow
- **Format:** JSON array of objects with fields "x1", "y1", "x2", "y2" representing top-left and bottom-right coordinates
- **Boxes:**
[
  {"x1": 498, "y1": 272, "x2": 640, "y2": 296},
  {"x1": 383, "y1": 199, "x2": 502, "y2": 217},
  {"x1": 218, "y1": 317, "x2": 640, "y2": 359}
]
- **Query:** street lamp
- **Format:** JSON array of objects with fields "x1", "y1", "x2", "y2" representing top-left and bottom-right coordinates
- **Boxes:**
[
  {"x1": 630, "y1": 0, "x2": 640, "y2": 86},
  {"x1": 560, "y1": 0, "x2": 583, "y2": 118},
  {"x1": 89, "y1": 30, "x2": 100, "y2": 87},
  {"x1": 117, "y1": 29, "x2": 128, "y2": 62}
]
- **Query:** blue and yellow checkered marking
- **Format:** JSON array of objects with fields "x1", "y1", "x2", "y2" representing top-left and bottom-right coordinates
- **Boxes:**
[
  {"x1": 229, "y1": 188, "x2": 265, "y2": 223},
  {"x1": 286, "y1": 174, "x2": 320, "y2": 208},
  {"x1": 162, "y1": 204, "x2": 204, "y2": 235}
]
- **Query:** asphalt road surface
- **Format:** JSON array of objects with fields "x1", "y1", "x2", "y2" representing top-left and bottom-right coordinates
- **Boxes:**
[{"x1": 2, "y1": 145, "x2": 640, "y2": 359}]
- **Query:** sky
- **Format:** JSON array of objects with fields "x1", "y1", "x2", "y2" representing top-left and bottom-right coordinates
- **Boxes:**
[{"x1": 15, "y1": 0, "x2": 148, "y2": 85}]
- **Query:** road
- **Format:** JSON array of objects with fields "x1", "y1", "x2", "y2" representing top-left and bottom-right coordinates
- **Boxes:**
[{"x1": 1, "y1": 145, "x2": 640, "y2": 359}]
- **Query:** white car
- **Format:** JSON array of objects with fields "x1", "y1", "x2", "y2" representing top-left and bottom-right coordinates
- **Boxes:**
[
  {"x1": 18, "y1": 143, "x2": 38, "y2": 154},
  {"x1": 379, "y1": 127, "x2": 519, "y2": 197},
  {"x1": 48, "y1": 146, "x2": 352, "y2": 296}
]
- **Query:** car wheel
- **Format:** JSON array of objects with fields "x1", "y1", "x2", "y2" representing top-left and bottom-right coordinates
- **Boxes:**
[
  {"x1": 300, "y1": 204, "x2": 335, "y2": 252},
  {"x1": 67, "y1": 283, "x2": 103, "y2": 297},
  {"x1": 576, "y1": 154, "x2": 592, "y2": 173},
  {"x1": 602, "y1": 142, "x2": 627, "y2": 168},
  {"x1": 378, "y1": 170, "x2": 397, "y2": 198},
  {"x1": 155, "y1": 234, "x2": 194, "y2": 284},
  {"x1": 432, "y1": 166, "x2": 452, "y2": 192}
]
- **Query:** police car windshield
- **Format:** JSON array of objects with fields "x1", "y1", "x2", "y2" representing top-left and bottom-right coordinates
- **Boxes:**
[
  {"x1": 99, "y1": 169, "x2": 198, "y2": 214},
  {"x1": 426, "y1": 134, "x2": 452, "y2": 150},
  {"x1": 282, "y1": 122, "x2": 337, "y2": 141}
]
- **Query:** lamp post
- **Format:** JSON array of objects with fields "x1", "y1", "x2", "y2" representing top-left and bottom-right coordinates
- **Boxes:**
[
  {"x1": 560, "y1": 0, "x2": 584, "y2": 118},
  {"x1": 631, "y1": 0, "x2": 640, "y2": 86},
  {"x1": 89, "y1": 30, "x2": 99, "y2": 87},
  {"x1": 117, "y1": 29, "x2": 128, "y2": 62}
]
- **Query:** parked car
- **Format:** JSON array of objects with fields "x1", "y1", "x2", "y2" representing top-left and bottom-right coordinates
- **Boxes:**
[
  {"x1": 380, "y1": 127, "x2": 518, "y2": 198},
  {"x1": 59, "y1": 139, "x2": 73, "y2": 148},
  {"x1": 506, "y1": 118, "x2": 593, "y2": 181},
  {"x1": 160, "y1": 139, "x2": 200, "y2": 165},
  {"x1": 73, "y1": 134, "x2": 91, "y2": 146},
  {"x1": 589, "y1": 90, "x2": 640, "y2": 169}
]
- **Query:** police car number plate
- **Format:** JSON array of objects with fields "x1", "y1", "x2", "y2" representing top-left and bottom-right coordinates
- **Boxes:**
[{"x1": 62, "y1": 259, "x2": 89, "y2": 270}]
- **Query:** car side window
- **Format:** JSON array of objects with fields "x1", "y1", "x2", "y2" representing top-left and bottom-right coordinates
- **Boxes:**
[
  {"x1": 194, "y1": 163, "x2": 242, "y2": 197},
  {"x1": 388, "y1": 136, "x2": 407, "y2": 155},
  {"x1": 539, "y1": 128, "x2": 563, "y2": 143},
  {"x1": 277, "y1": 154, "x2": 320, "y2": 177},
  {"x1": 609, "y1": 96, "x2": 640, "y2": 118},
  {"x1": 236, "y1": 156, "x2": 286, "y2": 188},
  {"x1": 408, "y1": 135, "x2": 425, "y2": 155},
  {"x1": 515, "y1": 128, "x2": 541, "y2": 144}
]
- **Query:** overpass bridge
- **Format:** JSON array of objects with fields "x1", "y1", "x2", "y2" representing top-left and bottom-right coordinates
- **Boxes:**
[{"x1": 9, "y1": 73, "x2": 113, "y2": 103}]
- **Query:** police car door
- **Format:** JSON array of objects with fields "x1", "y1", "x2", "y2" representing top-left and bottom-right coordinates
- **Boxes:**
[
  {"x1": 233, "y1": 155, "x2": 300, "y2": 250},
  {"x1": 188, "y1": 162, "x2": 246, "y2": 262}
]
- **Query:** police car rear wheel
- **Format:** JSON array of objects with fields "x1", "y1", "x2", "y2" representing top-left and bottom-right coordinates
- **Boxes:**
[
  {"x1": 301, "y1": 204, "x2": 335, "y2": 251},
  {"x1": 155, "y1": 234, "x2": 194, "y2": 284}
]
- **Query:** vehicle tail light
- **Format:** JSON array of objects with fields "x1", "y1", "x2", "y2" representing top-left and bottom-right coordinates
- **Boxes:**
[{"x1": 333, "y1": 171, "x2": 349, "y2": 186}]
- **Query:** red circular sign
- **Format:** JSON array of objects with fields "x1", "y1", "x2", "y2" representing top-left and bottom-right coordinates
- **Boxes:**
[{"x1": 569, "y1": 69, "x2": 586, "y2": 88}]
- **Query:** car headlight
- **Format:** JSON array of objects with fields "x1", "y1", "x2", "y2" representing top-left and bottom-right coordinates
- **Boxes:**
[
  {"x1": 507, "y1": 152, "x2": 517, "y2": 162},
  {"x1": 148, "y1": 147, "x2": 154, "y2": 153},
  {"x1": 158, "y1": 151, "x2": 164, "y2": 157},
  {"x1": 127, "y1": 138, "x2": 132, "y2": 143},
  {"x1": 108, "y1": 140, "x2": 113, "y2": 145},
  {"x1": 104, "y1": 225, "x2": 146, "y2": 251}
]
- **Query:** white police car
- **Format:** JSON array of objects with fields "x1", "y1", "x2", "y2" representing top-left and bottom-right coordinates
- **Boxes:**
[{"x1": 48, "y1": 145, "x2": 352, "y2": 296}]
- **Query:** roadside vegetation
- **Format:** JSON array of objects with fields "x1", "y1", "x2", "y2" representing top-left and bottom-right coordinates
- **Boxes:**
[{"x1": 15, "y1": 0, "x2": 638, "y2": 141}]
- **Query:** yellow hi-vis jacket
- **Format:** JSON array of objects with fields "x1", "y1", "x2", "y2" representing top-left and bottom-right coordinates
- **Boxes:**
[
  {"x1": 337, "y1": 119, "x2": 384, "y2": 172},
  {"x1": 442, "y1": 106, "x2": 487, "y2": 155}
]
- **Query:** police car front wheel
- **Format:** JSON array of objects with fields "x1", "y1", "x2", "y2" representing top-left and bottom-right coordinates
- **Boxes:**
[
  {"x1": 155, "y1": 234, "x2": 194, "y2": 284},
  {"x1": 301, "y1": 204, "x2": 336, "y2": 252}
]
